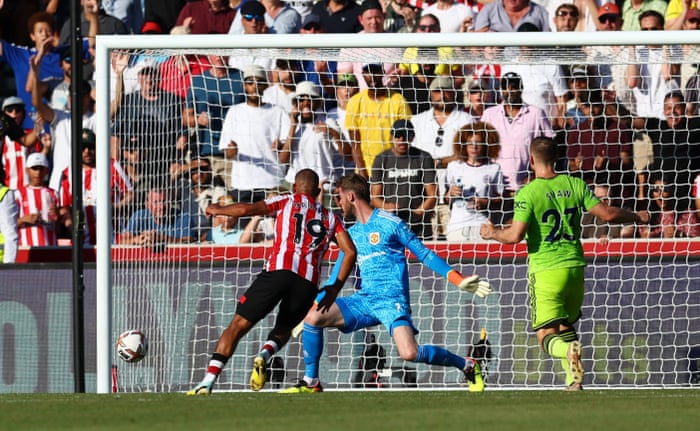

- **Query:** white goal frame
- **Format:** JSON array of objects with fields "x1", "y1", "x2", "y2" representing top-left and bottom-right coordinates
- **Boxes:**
[{"x1": 95, "y1": 30, "x2": 700, "y2": 394}]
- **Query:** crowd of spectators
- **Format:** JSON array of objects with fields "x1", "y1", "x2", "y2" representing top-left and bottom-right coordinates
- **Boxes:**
[{"x1": 0, "y1": 0, "x2": 699, "y2": 262}]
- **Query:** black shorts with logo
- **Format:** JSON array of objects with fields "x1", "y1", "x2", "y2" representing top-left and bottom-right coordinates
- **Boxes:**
[{"x1": 236, "y1": 269, "x2": 318, "y2": 330}]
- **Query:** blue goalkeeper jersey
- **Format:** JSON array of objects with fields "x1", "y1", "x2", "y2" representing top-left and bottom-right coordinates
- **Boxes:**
[{"x1": 349, "y1": 209, "x2": 447, "y2": 301}]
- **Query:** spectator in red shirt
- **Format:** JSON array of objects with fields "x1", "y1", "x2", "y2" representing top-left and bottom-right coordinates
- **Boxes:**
[{"x1": 15, "y1": 153, "x2": 58, "y2": 247}]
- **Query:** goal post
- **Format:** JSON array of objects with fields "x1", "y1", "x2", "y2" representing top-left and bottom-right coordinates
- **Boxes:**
[{"x1": 95, "y1": 31, "x2": 700, "y2": 393}]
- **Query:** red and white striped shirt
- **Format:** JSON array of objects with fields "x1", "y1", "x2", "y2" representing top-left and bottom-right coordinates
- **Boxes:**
[
  {"x1": 57, "y1": 160, "x2": 133, "y2": 245},
  {"x1": 15, "y1": 185, "x2": 58, "y2": 246},
  {"x1": 2, "y1": 136, "x2": 28, "y2": 190},
  {"x1": 264, "y1": 193, "x2": 344, "y2": 284}
]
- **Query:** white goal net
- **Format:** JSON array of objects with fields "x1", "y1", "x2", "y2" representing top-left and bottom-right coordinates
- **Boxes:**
[{"x1": 95, "y1": 32, "x2": 700, "y2": 393}]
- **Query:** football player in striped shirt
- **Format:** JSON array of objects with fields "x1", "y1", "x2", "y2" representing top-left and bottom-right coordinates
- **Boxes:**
[{"x1": 187, "y1": 169, "x2": 356, "y2": 395}]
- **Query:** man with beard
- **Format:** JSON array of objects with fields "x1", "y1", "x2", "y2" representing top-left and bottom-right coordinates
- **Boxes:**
[
  {"x1": 411, "y1": 76, "x2": 475, "y2": 240},
  {"x1": 369, "y1": 120, "x2": 437, "y2": 239},
  {"x1": 282, "y1": 81, "x2": 345, "y2": 189},
  {"x1": 481, "y1": 72, "x2": 552, "y2": 222},
  {"x1": 219, "y1": 64, "x2": 290, "y2": 205}
]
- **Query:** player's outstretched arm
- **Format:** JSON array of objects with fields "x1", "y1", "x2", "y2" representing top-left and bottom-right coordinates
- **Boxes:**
[
  {"x1": 588, "y1": 201, "x2": 650, "y2": 225},
  {"x1": 205, "y1": 199, "x2": 270, "y2": 218},
  {"x1": 406, "y1": 235, "x2": 492, "y2": 298}
]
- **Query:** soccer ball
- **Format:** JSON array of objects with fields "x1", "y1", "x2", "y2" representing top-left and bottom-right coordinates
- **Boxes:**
[{"x1": 116, "y1": 330, "x2": 148, "y2": 363}]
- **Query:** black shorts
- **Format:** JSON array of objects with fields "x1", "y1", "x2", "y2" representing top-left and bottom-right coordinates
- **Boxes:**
[{"x1": 236, "y1": 270, "x2": 318, "y2": 330}]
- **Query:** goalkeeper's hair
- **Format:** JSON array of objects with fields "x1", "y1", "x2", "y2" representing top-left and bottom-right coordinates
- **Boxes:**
[{"x1": 336, "y1": 173, "x2": 371, "y2": 202}]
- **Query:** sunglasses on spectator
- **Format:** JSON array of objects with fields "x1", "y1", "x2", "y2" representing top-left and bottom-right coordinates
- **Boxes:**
[
  {"x1": 598, "y1": 14, "x2": 618, "y2": 24},
  {"x1": 4, "y1": 105, "x2": 24, "y2": 113},
  {"x1": 688, "y1": 18, "x2": 700, "y2": 24},
  {"x1": 641, "y1": 26, "x2": 662, "y2": 31},
  {"x1": 651, "y1": 185, "x2": 668, "y2": 193},
  {"x1": 556, "y1": 10, "x2": 578, "y2": 17},
  {"x1": 393, "y1": 131, "x2": 412, "y2": 140},
  {"x1": 435, "y1": 128, "x2": 444, "y2": 147},
  {"x1": 417, "y1": 24, "x2": 439, "y2": 32},
  {"x1": 243, "y1": 14, "x2": 264, "y2": 22}
]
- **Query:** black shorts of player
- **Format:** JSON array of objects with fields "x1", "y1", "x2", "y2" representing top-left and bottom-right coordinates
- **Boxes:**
[{"x1": 236, "y1": 269, "x2": 318, "y2": 330}]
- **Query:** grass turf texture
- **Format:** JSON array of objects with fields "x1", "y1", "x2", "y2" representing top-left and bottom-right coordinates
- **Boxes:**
[{"x1": 0, "y1": 390, "x2": 698, "y2": 431}]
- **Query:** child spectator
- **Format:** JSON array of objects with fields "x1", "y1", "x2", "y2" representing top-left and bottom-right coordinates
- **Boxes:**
[{"x1": 15, "y1": 153, "x2": 58, "y2": 247}]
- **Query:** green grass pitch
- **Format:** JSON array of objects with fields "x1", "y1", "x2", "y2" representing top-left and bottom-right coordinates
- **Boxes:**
[{"x1": 1, "y1": 390, "x2": 698, "y2": 431}]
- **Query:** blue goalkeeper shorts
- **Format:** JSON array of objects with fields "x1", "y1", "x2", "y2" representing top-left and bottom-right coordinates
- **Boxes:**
[{"x1": 336, "y1": 293, "x2": 418, "y2": 336}]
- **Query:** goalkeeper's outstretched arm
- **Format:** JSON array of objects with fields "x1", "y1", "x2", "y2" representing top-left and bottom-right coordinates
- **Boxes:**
[{"x1": 407, "y1": 236, "x2": 492, "y2": 298}]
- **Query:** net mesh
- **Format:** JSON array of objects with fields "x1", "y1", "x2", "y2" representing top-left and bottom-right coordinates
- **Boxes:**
[{"x1": 103, "y1": 34, "x2": 700, "y2": 392}]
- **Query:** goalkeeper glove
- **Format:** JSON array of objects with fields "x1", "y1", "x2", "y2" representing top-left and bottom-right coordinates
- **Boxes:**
[{"x1": 448, "y1": 271, "x2": 492, "y2": 298}]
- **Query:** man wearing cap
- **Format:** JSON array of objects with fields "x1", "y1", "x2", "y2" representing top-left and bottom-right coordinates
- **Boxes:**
[
  {"x1": 227, "y1": 1, "x2": 274, "y2": 71},
  {"x1": 282, "y1": 81, "x2": 345, "y2": 188},
  {"x1": 345, "y1": 63, "x2": 412, "y2": 178},
  {"x1": 565, "y1": 66, "x2": 594, "y2": 128},
  {"x1": 411, "y1": 76, "x2": 475, "y2": 239},
  {"x1": 481, "y1": 72, "x2": 553, "y2": 203},
  {"x1": 15, "y1": 152, "x2": 58, "y2": 247},
  {"x1": 220, "y1": 64, "x2": 290, "y2": 206},
  {"x1": 586, "y1": 3, "x2": 638, "y2": 115},
  {"x1": 310, "y1": 0, "x2": 362, "y2": 33},
  {"x1": 228, "y1": 0, "x2": 300, "y2": 35},
  {"x1": 56, "y1": 129, "x2": 133, "y2": 245},
  {"x1": 465, "y1": 80, "x2": 487, "y2": 120},
  {"x1": 369, "y1": 119, "x2": 437, "y2": 239}
]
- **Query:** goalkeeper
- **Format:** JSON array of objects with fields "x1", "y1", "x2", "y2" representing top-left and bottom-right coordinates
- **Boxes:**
[
  {"x1": 281, "y1": 174, "x2": 491, "y2": 394},
  {"x1": 480, "y1": 136, "x2": 649, "y2": 390}
]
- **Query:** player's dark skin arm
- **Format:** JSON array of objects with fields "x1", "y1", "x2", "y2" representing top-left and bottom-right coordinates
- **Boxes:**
[{"x1": 205, "y1": 199, "x2": 270, "y2": 218}]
